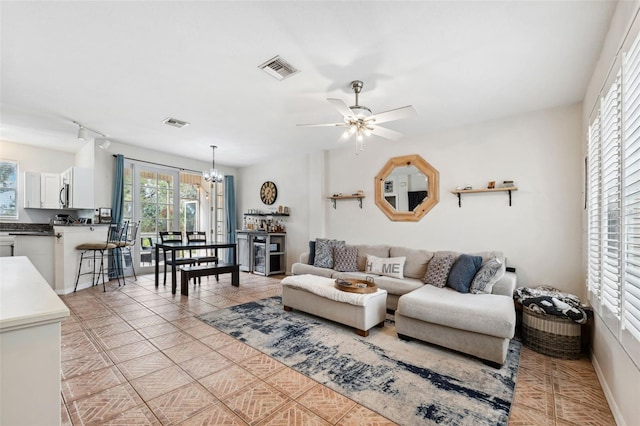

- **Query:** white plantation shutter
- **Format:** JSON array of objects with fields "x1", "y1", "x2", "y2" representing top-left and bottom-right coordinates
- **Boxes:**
[
  {"x1": 601, "y1": 72, "x2": 623, "y2": 318},
  {"x1": 623, "y1": 34, "x2": 640, "y2": 344},
  {"x1": 588, "y1": 115, "x2": 602, "y2": 298}
]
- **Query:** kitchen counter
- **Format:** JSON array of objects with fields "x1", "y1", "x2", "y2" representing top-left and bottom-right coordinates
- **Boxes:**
[
  {"x1": 8, "y1": 231, "x2": 55, "y2": 236},
  {"x1": 0, "y1": 256, "x2": 69, "y2": 426}
]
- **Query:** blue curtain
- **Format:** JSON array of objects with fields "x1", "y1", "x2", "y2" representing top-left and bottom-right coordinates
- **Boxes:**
[
  {"x1": 109, "y1": 155, "x2": 124, "y2": 279},
  {"x1": 224, "y1": 175, "x2": 237, "y2": 264}
]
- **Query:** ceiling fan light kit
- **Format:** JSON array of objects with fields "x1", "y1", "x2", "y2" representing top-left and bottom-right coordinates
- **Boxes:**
[{"x1": 298, "y1": 80, "x2": 416, "y2": 153}]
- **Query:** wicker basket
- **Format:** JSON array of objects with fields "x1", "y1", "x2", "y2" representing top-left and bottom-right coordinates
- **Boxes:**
[{"x1": 522, "y1": 306, "x2": 581, "y2": 359}]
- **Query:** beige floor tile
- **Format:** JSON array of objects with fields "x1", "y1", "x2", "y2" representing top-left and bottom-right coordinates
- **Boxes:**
[
  {"x1": 223, "y1": 381, "x2": 290, "y2": 425},
  {"x1": 148, "y1": 330, "x2": 196, "y2": 350},
  {"x1": 182, "y1": 322, "x2": 221, "y2": 339},
  {"x1": 61, "y1": 365, "x2": 127, "y2": 403},
  {"x1": 68, "y1": 383, "x2": 144, "y2": 425},
  {"x1": 297, "y1": 384, "x2": 357, "y2": 424},
  {"x1": 179, "y1": 350, "x2": 234, "y2": 379},
  {"x1": 199, "y1": 331, "x2": 238, "y2": 350},
  {"x1": 199, "y1": 364, "x2": 260, "y2": 399},
  {"x1": 96, "y1": 329, "x2": 146, "y2": 350},
  {"x1": 147, "y1": 382, "x2": 218, "y2": 425},
  {"x1": 100, "y1": 404, "x2": 161, "y2": 425},
  {"x1": 106, "y1": 340, "x2": 159, "y2": 364},
  {"x1": 137, "y1": 321, "x2": 181, "y2": 339},
  {"x1": 554, "y1": 394, "x2": 616, "y2": 425},
  {"x1": 258, "y1": 400, "x2": 331, "y2": 426},
  {"x1": 179, "y1": 402, "x2": 246, "y2": 425},
  {"x1": 91, "y1": 321, "x2": 135, "y2": 339},
  {"x1": 336, "y1": 405, "x2": 397, "y2": 426},
  {"x1": 553, "y1": 376, "x2": 610, "y2": 409},
  {"x1": 172, "y1": 316, "x2": 208, "y2": 330},
  {"x1": 240, "y1": 353, "x2": 286, "y2": 379},
  {"x1": 508, "y1": 404, "x2": 555, "y2": 426},
  {"x1": 512, "y1": 379, "x2": 555, "y2": 417},
  {"x1": 116, "y1": 351, "x2": 175, "y2": 380},
  {"x1": 125, "y1": 314, "x2": 168, "y2": 329},
  {"x1": 61, "y1": 352, "x2": 114, "y2": 380},
  {"x1": 264, "y1": 367, "x2": 318, "y2": 399},
  {"x1": 130, "y1": 365, "x2": 194, "y2": 401},
  {"x1": 217, "y1": 340, "x2": 263, "y2": 362},
  {"x1": 162, "y1": 340, "x2": 213, "y2": 363}
]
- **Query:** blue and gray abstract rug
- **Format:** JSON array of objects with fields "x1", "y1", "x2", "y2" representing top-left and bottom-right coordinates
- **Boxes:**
[{"x1": 198, "y1": 297, "x2": 521, "y2": 425}]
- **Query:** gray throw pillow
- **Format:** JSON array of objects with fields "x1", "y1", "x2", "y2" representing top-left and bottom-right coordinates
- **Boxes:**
[
  {"x1": 447, "y1": 254, "x2": 483, "y2": 293},
  {"x1": 313, "y1": 238, "x2": 345, "y2": 269},
  {"x1": 423, "y1": 255, "x2": 454, "y2": 288},
  {"x1": 470, "y1": 258, "x2": 504, "y2": 294},
  {"x1": 333, "y1": 245, "x2": 358, "y2": 272}
]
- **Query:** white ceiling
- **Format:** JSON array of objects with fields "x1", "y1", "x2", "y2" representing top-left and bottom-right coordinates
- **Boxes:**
[{"x1": 0, "y1": 1, "x2": 617, "y2": 167}]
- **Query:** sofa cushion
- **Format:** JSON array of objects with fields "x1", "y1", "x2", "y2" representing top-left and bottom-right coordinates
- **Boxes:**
[
  {"x1": 308, "y1": 240, "x2": 316, "y2": 265},
  {"x1": 397, "y1": 285, "x2": 515, "y2": 339},
  {"x1": 355, "y1": 245, "x2": 390, "y2": 271},
  {"x1": 365, "y1": 255, "x2": 406, "y2": 278},
  {"x1": 333, "y1": 245, "x2": 358, "y2": 272},
  {"x1": 390, "y1": 247, "x2": 434, "y2": 279},
  {"x1": 370, "y1": 275, "x2": 424, "y2": 296},
  {"x1": 447, "y1": 254, "x2": 483, "y2": 293},
  {"x1": 423, "y1": 254, "x2": 454, "y2": 288},
  {"x1": 470, "y1": 258, "x2": 505, "y2": 294},
  {"x1": 291, "y1": 262, "x2": 335, "y2": 278}
]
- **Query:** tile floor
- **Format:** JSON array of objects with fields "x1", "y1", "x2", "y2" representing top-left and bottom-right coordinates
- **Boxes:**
[{"x1": 59, "y1": 273, "x2": 616, "y2": 425}]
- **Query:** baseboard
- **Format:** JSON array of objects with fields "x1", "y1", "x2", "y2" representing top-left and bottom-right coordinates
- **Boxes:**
[{"x1": 591, "y1": 353, "x2": 626, "y2": 426}]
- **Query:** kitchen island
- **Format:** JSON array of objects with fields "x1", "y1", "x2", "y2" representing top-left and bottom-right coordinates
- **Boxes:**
[{"x1": 0, "y1": 256, "x2": 69, "y2": 425}]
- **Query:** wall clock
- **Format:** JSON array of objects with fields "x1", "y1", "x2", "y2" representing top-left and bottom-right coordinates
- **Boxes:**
[{"x1": 260, "y1": 181, "x2": 277, "y2": 205}]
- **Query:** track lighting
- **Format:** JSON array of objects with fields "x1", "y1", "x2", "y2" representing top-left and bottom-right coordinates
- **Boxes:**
[
  {"x1": 97, "y1": 139, "x2": 111, "y2": 150},
  {"x1": 73, "y1": 120, "x2": 106, "y2": 141}
]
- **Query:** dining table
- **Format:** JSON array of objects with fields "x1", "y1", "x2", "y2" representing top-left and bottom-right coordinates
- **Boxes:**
[{"x1": 154, "y1": 240, "x2": 238, "y2": 294}]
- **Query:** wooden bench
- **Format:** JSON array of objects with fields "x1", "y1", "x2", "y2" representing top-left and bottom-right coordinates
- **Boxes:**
[{"x1": 180, "y1": 263, "x2": 239, "y2": 296}]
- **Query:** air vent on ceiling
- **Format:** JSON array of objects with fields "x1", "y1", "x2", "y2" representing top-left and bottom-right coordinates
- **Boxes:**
[
  {"x1": 258, "y1": 55, "x2": 299, "y2": 81},
  {"x1": 162, "y1": 117, "x2": 190, "y2": 128}
]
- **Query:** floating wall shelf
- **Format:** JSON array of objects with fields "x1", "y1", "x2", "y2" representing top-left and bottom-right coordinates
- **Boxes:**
[
  {"x1": 243, "y1": 213, "x2": 290, "y2": 217},
  {"x1": 451, "y1": 187, "x2": 518, "y2": 207},
  {"x1": 327, "y1": 195, "x2": 365, "y2": 209}
]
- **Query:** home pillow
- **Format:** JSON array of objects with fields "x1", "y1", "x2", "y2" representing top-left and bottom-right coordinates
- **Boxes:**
[
  {"x1": 313, "y1": 238, "x2": 345, "y2": 268},
  {"x1": 447, "y1": 254, "x2": 483, "y2": 293},
  {"x1": 470, "y1": 258, "x2": 505, "y2": 294},
  {"x1": 308, "y1": 240, "x2": 316, "y2": 265},
  {"x1": 333, "y1": 245, "x2": 358, "y2": 272},
  {"x1": 365, "y1": 254, "x2": 406, "y2": 279},
  {"x1": 423, "y1": 255, "x2": 454, "y2": 287}
]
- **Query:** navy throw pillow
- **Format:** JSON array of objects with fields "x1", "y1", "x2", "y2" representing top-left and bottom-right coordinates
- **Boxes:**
[
  {"x1": 447, "y1": 254, "x2": 483, "y2": 293},
  {"x1": 308, "y1": 240, "x2": 316, "y2": 265}
]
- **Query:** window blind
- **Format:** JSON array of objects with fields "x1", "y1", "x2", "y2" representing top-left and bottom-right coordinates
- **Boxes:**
[
  {"x1": 624, "y1": 34, "x2": 640, "y2": 342},
  {"x1": 601, "y1": 72, "x2": 622, "y2": 318},
  {"x1": 588, "y1": 115, "x2": 602, "y2": 297}
]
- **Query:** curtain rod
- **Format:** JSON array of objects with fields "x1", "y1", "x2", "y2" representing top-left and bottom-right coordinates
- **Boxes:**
[{"x1": 112, "y1": 154, "x2": 203, "y2": 175}]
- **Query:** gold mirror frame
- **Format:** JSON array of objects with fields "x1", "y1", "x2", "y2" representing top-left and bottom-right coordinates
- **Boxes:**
[{"x1": 374, "y1": 154, "x2": 439, "y2": 221}]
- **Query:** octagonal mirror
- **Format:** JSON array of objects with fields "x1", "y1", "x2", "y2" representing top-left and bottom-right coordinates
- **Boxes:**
[{"x1": 374, "y1": 154, "x2": 439, "y2": 221}]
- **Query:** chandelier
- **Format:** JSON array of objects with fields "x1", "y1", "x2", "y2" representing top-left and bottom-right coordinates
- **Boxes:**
[{"x1": 203, "y1": 145, "x2": 223, "y2": 183}]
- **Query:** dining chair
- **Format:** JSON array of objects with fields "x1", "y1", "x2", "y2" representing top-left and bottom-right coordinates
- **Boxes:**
[
  {"x1": 186, "y1": 231, "x2": 219, "y2": 283},
  {"x1": 159, "y1": 231, "x2": 196, "y2": 285},
  {"x1": 74, "y1": 225, "x2": 119, "y2": 292},
  {"x1": 120, "y1": 221, "x2": 139, "y2": 281}
]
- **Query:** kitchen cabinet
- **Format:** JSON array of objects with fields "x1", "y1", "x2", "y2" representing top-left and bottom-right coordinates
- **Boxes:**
[
  {"x1": 61, "y1": 167, "x2": 94, "y2": 209},
  {"x1": 0, "y1": 256, "x2": 69, "y2": 426},
  {"x1": 23, "y1": 171, "x2": 62, "y2": 209},
  {"x1": 14, "y1": 235, "x2": 55, "y2": 287}
]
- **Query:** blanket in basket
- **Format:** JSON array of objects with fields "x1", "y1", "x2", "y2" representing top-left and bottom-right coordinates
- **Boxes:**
[{"x1": 515, "y1": 286, "x2": 590, "y2": 324}]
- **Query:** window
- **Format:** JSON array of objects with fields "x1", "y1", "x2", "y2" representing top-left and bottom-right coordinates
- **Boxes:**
[
  {"x1": 0, "y1": 160, "x2": 18, "y2": 219},
  {"x1": 588, "y1": 31, "x2": 640, "y2": 365}
]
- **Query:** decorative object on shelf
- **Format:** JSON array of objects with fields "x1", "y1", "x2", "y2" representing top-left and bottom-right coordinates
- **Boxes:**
[
  {"x1": 297, "y1": 80, "x2": 417, "y2": 153},
  {"x1": 451, "y1": 186, "x2": 518, "y2": 207},
  {"x1": 374, "y1": 154, "x2": 439, "y2": 222},
  {"x1": 502, "y1": 180, "x2": 515, "y2": 188},
  {"x1": 260, "y1": 181, "x2": 277, "y2": 205},
  {"x1": 487, "y1": 181, "x2": 495, "y2": 189},
  {"x1": 203, "y1": 145, "x2": 224, "y2": 182},
  {"x1": 327, "y1": 194, "x2": 365, "y2": 209}
]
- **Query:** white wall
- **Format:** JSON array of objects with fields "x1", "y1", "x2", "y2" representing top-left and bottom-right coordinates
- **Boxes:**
[
  {"x1": 581, "y1": 2, "x2": 640, "y2": 425},
  {"x1": 0, "y1": 140, "x2": 77, "y2": 223}
]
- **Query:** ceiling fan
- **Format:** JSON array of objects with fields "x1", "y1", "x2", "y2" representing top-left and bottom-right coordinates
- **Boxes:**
[{"x1": 298, "y1": 80, "x2": 416, "y2": 151}]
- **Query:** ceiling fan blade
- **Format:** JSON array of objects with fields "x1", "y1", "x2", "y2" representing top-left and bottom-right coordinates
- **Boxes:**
[
  {"x1": 297, "y1": 123, "x2": 347, "y2": 127},
  {"x1": 369, "y1": 125, "x2": 403, "y2": 141},
  {"x1": 327, "y1": 98, "x2": 355, "y2": 119},
  {"x1": 367, "y1": 105, "x2": 416, "y2": 125}
]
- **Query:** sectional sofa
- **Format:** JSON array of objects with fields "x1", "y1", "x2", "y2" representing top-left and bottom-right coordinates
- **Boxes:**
[{"x1": 291, "y1": 243, "x2": 517, "y2": 364}]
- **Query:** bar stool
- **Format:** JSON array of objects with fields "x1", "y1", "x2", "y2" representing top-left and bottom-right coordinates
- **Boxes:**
[
  {"x1": 120, "y1": 221, "x2": 139, "y2": 281},
  {"x1": 73, "y1": 226, "x2": 118, "y2": 292}
]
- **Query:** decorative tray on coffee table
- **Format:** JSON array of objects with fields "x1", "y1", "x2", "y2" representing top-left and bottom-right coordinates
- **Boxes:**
[{"x1": 334, "y1": 278, "x2": 377, "y2": 294}]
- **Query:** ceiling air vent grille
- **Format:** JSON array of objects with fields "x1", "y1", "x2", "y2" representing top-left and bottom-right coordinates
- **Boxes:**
[
  {"x1": 259, "y1": 55, "x2": 299, "y2": 81},
  {"x1": 162, "y1": 117, "x2": 190, "y2": 128}
]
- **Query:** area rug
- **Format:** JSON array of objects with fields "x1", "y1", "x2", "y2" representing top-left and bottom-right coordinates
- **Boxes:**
[{"x1": 198, "y1": 297, "x2": 521, "y2": 425}]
